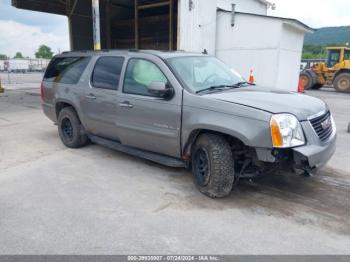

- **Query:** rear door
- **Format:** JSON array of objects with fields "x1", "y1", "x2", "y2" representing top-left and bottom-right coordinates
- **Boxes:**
[
  {"x1": 116, "y1": 56, "x2": 182, "y2": 158},
  {"x1": 79, "y1": 56, "x2": 125, "y2": 140}
]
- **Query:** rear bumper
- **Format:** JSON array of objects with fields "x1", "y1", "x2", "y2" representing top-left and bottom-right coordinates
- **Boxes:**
[{"x1": 293, "y1": 133, "x2": 337, "y2": 170}]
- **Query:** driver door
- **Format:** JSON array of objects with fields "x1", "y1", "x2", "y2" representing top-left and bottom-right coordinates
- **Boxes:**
[{"x1": 116, "y1": 58, "x2": 182, "y2": 158}]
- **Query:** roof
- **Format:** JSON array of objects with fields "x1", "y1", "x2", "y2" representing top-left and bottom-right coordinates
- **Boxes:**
[
  {"x1": 11, "y1": 0, "x2": 66, "y2": 15},
  {"x1": 217, "y1": 9, "x2": 314, "y2": 33},
  {"x1": 256, "y1": 0, "x2": 274, "y2": 7},
  {"x1": 12, "y1": 0, "x2": 276, "y2": 16}
]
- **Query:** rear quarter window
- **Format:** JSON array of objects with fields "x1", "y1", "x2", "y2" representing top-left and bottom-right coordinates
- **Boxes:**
[{"x1": 44, "y1": 56, "x2": 91, "y2": 84}]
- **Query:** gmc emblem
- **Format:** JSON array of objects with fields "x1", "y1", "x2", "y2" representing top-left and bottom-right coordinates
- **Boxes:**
[{"x1": 321, "y1": 117, "x2": 332, "y2": 130}]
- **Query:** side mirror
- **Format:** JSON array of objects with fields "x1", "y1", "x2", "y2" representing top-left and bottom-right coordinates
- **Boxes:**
[{"x1": 147, "y1": 81, "x2": 174, "y2": 99}]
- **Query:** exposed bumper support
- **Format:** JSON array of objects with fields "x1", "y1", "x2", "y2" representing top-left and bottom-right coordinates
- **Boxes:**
[{"x1": 293, "y1": 134, "x2": 337, "y2": 170}]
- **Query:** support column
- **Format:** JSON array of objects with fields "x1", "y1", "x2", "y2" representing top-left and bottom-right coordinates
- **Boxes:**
[
  {"x1": 134, "y1": 0, "x2": 139, "y2": 49},
  {"x1": 105, "y1": 0, "x2": 112, "y2": 49},
  {"x1": 169, "y1": 0, "x2": 173, "y2": 50},
  {"x1": 92, "y1": 0, "x2": 101, "y2": 50},
  {"x1": 66, "y1": 0, "x2": 73, "y2": 50}
]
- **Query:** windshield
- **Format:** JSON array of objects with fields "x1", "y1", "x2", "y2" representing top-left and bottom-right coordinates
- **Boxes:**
[{"x1": 167, "y1": 56, "x2": 245, "y2": 93}]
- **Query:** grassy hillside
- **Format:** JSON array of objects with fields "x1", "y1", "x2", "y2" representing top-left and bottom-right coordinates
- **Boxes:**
[
  {"x1": 303, "y1": 26, "x2": 350, "y2": 59},
  {"x1": 304, "y1": 26, "x2": 350, "y2": 45}
]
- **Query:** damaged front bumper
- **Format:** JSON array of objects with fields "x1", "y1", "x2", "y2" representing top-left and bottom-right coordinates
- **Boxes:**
[
  {"x1": 293, "y1": 133, "x2": 337, "y2": 170},
  {"x1": 255, "y1": 122, "x2": 336, "y2": 174},
  {"x1": 292, "y1": 119, "x2": 337, "y2": 171}
]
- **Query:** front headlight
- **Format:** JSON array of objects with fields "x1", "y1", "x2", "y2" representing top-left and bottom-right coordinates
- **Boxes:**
[{"x1": 270, "y1": 114, "x2": 305, "y2": 148}]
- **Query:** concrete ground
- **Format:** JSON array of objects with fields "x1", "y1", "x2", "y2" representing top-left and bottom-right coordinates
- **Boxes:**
[{"x1": 0, "y1": 73, "x2": 350, "y2": 254}]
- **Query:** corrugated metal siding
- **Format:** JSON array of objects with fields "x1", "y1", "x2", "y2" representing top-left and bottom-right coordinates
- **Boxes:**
[
  {"x1": 178, "y1": 0, "x2": 217, "y2": 53},
  {"x1": 178, "y1": 0, "x2": 268, "y2": 54}
]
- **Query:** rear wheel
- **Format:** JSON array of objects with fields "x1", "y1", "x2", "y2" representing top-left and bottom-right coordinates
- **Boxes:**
[
  {"x1": 58, "y1": 107, "x2": 89, "y2": 148},
  {"x1": 191, "y1": 134, "x2": 235, "y2": 198},
  {"x1": 300, "y1": 71, "x2": 314, "y2": 90},
  {"x1": 334, "y1": 73, "x2": 350, "y2": 93}
]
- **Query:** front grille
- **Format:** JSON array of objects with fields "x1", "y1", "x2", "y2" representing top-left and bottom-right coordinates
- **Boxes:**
[{"x1": 309, "y1": 111, "x2": 333, "y2": 142}]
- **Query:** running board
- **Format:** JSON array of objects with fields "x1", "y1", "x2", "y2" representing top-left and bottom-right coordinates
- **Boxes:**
[{"x1": 89, "y1": 135, "x2": 187, "y2": 168}]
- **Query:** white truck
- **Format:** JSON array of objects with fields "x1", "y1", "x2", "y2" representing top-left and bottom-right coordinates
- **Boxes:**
[
  {"x1": 29, "y1": 59, "x2": 50, "y2": 72},
  {"x1": 8, "y1": 59, "x2": 30, "y2": 73},
  {"x1": 0, "y1": 60, "x2": 5, "y2": 72}
]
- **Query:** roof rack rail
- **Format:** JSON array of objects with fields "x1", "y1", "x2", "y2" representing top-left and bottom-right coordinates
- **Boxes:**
[{"x1": 60, "y1": 49, "x2": 111, "y2": 55}]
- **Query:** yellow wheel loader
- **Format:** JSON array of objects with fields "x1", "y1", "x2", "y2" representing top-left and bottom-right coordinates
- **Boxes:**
[{"x1": 300, "y1": 47, "x2": 350, "y2": 92}]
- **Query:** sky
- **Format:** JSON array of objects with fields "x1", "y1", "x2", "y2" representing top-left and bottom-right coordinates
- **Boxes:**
[
  {"x1": 269, "y1": 0, "x2": 350, "y2": 28},
  {"x1": 1, "y1": 0, "x2": 350, "y2": 58},
  {"x1": 0, "y1": 0, "x2": 69, "y2": 58}
]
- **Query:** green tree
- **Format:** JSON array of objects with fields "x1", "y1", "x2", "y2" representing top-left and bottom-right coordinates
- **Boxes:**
[
  {"x1": 35, "y1": 45, "x2": 53, "y2": 59},
  {"x1": 14, "y1": 52, "x2": 24, "y2": 59},
  {"x1": 0, "y1": 54, "x2": 7, "y2": 60},
  {"x1": 302, "y1": 44, "x2": 328, "y2": 60}
]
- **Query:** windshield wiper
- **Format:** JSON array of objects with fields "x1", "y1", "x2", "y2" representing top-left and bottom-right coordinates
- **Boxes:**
[
  {"x1": 234, "y1": 81, "x2": 255, "y2": 87},
  {"x1": 196, "y1": 81, "x2": 256, "y2": 94},
  {"x1": 196, "y1": 85, "x2": 239, "y2": 94}
]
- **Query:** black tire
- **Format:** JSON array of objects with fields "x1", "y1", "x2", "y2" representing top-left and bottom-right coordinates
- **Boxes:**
[
  {"x1": 57, "y1": 107, "x2": 89, "y2": 148},
  {"x1": 334, "y1": 73, "x2": 350, "y2": 93},
  {"x1": 300, "y1": 71, "x2": 314, "y2": 90},
  {"x1": 347, "y1": 123, "x2": 350, "y2": 133},
  {"x1": 191, "y1": 134, "x2": 235, "y2": 198}
]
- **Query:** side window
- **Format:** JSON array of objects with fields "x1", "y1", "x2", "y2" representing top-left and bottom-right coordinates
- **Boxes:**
[
  {"x1": 344, "y1": 50, "x2": 350, "y2": 61},
  {"x1": 92, "y1": 56, "x2": 124, "y2": 90},
  {"x1": 123, "y1": 59, "x2": 167, "y2": 96},
  {"x1": 44, "y1": 57, "x2": 90, "y2": 84}
]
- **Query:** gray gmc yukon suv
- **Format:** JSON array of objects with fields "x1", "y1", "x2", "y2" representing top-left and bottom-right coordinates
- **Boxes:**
[{"x1": 42, "y1": 50, "x2": 336, "y2": 198}]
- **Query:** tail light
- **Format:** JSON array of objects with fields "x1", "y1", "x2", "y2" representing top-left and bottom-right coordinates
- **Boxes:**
[{"x1": 40, "y1": 81, "x2": 44, "y2": 100}]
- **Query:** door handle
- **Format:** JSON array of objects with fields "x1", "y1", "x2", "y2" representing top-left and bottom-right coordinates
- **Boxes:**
[
  {"x1": 86, "y1": 94, "x2": 97, "y2": 100},
  {"x1": 119, "y1": 101, "x2": 134, "y2": 108}
]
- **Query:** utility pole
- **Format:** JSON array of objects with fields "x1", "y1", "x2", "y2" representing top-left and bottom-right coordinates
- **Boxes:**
[{"x1": 92, "y1": 0, "x2": 101, "y2": 50}]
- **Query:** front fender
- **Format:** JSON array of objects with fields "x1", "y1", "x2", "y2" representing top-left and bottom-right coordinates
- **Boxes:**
[{"x1": 182, "y1": 104, "x2": 273, "y2": 153}]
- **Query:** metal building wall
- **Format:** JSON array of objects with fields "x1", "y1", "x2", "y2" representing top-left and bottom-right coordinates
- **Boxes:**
[
  {"x1": 178, "y1": 0, "x2": 217, "y2": 54},
  {"x1": 217, "y1": 0, "x2": 268, "y2": 15},
  {"x1": 215, "y1": 12, "x2": 307, "y2": 91}
]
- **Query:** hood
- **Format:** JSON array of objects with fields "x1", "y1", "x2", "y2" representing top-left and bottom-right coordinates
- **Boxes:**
[{"x1": 204, "y1": 86, "x2": 327, "y2": 121}]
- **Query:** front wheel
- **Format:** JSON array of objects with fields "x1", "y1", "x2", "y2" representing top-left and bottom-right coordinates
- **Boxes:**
[
  {"x1": 334, "y1": 73, "x2": 350, "y2": 93},
  {"x1": 191, "y1": 134, "x2": 235, "y2": 198}
]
